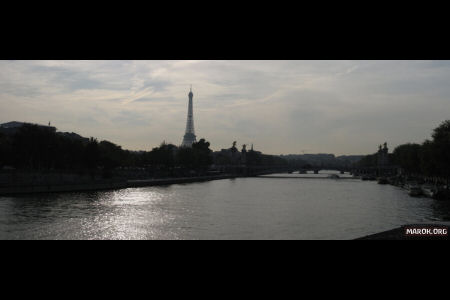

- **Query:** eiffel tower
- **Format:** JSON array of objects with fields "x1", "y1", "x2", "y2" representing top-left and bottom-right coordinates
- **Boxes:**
[{"x1": 181, "y1": 86, "x2": 197, "y2": 147}]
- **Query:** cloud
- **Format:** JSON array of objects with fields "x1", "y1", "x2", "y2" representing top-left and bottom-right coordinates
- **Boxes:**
[{"x1": 1, "y1": 60, "x2": 450, "y2": 155}]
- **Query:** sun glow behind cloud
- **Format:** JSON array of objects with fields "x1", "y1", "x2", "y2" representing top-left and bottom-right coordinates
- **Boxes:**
[{"x1": 1, "y1": 60, "x2": 449, "y2": 155}]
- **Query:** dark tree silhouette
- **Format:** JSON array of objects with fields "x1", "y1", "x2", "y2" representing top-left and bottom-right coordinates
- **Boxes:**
[
  {"x1": 83, "y1": 138, "x2": 100, "y2": 173},
  {"x1": 431, "y1": 120, "x2": 450, "y2": 185},
  {"x1": 0, "y1": 131, "x2": 13, "y2": 168},
  {"x1": 354, "y1": 120, "x2": 450, "y2": 186},
  {"x1": 192, "y1": 139, "x2": 213, "y2": 169},
  {"x1": 419, "y1": 140, "x2": 438, "y2": 177},
  {"x1": 176, "y1": 146, "x2": 195, "y2": 169},
  {"x1": 392, "y1": 143, "x2": 421, "y2": 175},
  {"x1": 148, "y1": 142, "x2": 177, "y2": 170}
]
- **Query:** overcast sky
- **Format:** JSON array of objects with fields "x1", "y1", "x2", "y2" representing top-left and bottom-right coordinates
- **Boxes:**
[{"x1": 1, "y1": 60, "x2": 449, "y2": 155}]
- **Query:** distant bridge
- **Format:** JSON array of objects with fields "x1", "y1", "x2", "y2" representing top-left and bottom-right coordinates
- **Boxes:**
[
  {"x1": 286, "y1": 168, "x2": 352, "y2": 175},
  {"x1": 257, "y1": 175, "x2": 357, "y2": 180},
  {"x1": 285, "y1": 165, "x2": 400, "y2": 177},
  {"x1": 350, "y1": 165, "x2": 399, "y2": 177}
]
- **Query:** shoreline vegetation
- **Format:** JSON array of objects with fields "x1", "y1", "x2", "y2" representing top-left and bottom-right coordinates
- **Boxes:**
[
  {"x1": 352, "y1": 120, "x2": 450, "y2": 201},
  {"x1": 0, "y1": 174, "x2": 236, "y2": 196},
  {"x1": 0, "y1": 122, "x2": 290, "y2": 196},
  {"x1": 0, "y1": 171, "x2": 281, "y2": 196},
  {"x1": 0, "y1": 120, "x2": 449, "y2": 199},
  {"x1": 1, "y1": 120, "x2": 450, "y2": 239}
]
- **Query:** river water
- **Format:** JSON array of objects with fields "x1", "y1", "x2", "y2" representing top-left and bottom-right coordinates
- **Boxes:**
[{"x1": 1, "y1": 171, "x2": 449, "y2": 240}]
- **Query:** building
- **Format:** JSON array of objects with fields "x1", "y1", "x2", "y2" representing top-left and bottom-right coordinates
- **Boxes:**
[
  {"x1": 0, "y1": 121, "x2": 56, "y2": 136},
  {"x1": 181, "y1": 87, "x2": 197, "y2": 147},
  {"x1": 377, "y1": 142, "x2": 389, "y2": 167},
  {"x1": 0, "y1": 121, "x2": 92, "y2": 144}
]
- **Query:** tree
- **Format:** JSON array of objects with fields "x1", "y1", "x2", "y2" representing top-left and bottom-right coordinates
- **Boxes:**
[
  {"x1": 392, "y1": 143, "x2": 421, "y2": 175},
  {"x1": 354, "y1": 153, "x2": 377, "y2": 168},
  {"x1": 0, "y1": 131, "x2": 12, "y2": 168},
  {"x1": 84, "y1": 138, "x2": 100, "y2": 172},
  {"x1": 176, "y1": 146, "x2": 195, "y2": 169},
  {"x1": 432, "y1": 120, "x2": 450, "y2": 142},
  {"x1": 431, "y1": 120, "x2": 450, "y2": 185},
  {"x1": 99, "y1": 141, "x2": 124, "y2": 169},
  {"x1": 419, "y1": 140, "x2": 438, "y2": 177},
  {"x1": 148, "y1": 142, "x2": 177, "y2": 170},
  {"x1": 191, "y1": 139, "x2": 213, "y2": 169},
  {"x1": 11, "y1": 124, "x2": 58, "y2": 170}
]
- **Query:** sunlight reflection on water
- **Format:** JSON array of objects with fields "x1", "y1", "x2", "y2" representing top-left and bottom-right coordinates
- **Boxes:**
[{"x1": 1, "y1": 172, "x2": 449, "y2": 240}]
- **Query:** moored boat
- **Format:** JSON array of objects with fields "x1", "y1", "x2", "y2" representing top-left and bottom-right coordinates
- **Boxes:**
[
  {"x1": 421, "y1": 185, "x2": 438, "y2": 198},
  {"x1": 377, "y1": 177, "x2": 388, "y2": 184},
  {"x1": 408, "y1": 185, "x2": 422, "y2": 197},
  {"x1": 327, "y1": 174, "x2": 340, "y2": 179}
]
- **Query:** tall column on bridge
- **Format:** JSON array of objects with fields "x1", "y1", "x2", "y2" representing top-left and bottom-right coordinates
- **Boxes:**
[{"x1": 181, "y1": 86, "x2": 197, "y2": 147}]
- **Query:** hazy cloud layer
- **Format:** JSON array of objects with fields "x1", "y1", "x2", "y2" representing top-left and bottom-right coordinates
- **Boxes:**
[{"x1": 1, "y1": 60, "x2": 449, "y2": 155}]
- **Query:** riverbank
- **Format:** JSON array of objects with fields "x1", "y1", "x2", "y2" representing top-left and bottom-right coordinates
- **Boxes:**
[
  {"x1": 258, "y1": 175, "x2": 357, "y2": 179},
  {"x1": 355, "y1": 222, "x2": 450, "y2": 240},
  {"x1": 0, "y1": 174, "x2": 241, "y2": 196},
  {"x1": 379, "y1": 175, "x2": 450, "y2": 200}
]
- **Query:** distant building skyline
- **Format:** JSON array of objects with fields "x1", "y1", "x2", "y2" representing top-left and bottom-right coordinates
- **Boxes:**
[
  {"x1": 0, "y1": 121, "x2": 56, "y2": 135},
  {"x1": 1, "y1": 60, "x2": 450, "y2": 156}
]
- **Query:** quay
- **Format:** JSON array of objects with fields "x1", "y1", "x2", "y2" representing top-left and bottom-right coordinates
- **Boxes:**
[
  {"x1": 127, "y1": 174, "x2": 238, "y2": 188},
  {"x1": 257, "y1": 175, "x2": 358, "y2": 180},
  {"x1": 355, "y1": 222, "x2": 450, "y2": 240},
  {"x1": 0, "y1": 174, "x2": 240, "y2": 196}
]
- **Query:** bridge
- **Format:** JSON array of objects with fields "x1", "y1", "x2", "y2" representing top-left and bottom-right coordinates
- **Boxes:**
[
  {"x1": 286, "y1": 167, "x2": 352, "y2": 175},
  {"x1": 350, "y1": 165, "x2": 399, "y2": 177},
  {"x1": 257, "y1": 175, "x2": 357, "y2": 180},
  {"x1": 285, "y1": 165, "x2": 399, "y2": 177}
]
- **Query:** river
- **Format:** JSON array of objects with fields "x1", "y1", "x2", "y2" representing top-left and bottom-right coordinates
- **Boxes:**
[{"x1": 1, "y1": 171, "x2": 449, "y2": 239}]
